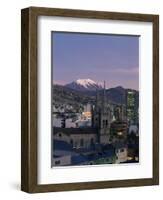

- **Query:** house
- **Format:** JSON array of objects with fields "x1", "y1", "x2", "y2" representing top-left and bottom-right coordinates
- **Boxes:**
[{"x1": 113, "y1": 142, "x2": 128, "y2": 164}]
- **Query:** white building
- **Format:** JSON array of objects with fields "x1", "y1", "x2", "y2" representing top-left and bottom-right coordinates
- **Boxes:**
[{"x1": 114, "y1": 143, "x2": 128, "y2": 164}]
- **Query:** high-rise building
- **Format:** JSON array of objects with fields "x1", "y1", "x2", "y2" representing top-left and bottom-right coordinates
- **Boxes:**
[{"x1": 126, "y1": 90, "x2": 138, "y2": 124}]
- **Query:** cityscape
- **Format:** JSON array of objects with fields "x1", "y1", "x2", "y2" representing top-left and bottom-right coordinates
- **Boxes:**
[{"x1": 52, "y1": 32, "x2": 139, "y2": 167}]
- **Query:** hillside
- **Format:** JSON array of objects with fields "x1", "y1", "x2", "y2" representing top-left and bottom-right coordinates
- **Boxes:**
[{"x1": 52, "y1": 83, "x2": 139, "y2": 113}]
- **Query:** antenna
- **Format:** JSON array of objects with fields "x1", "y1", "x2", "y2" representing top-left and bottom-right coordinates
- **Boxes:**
[
  {"x1": 103, "y1": 80, "x2": 106, "y2": 97},
  {"x1": 104, "y1": 80, "x2": 106, "y2": 90},
  {"x1": 96, "y1": 88, "x2": 99, "y2": 106}
]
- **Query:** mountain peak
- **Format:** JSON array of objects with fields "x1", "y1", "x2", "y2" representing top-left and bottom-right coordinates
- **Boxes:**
[
  {"x1": 65, "y1": 79, "x2": 102, "y2": 91},
  {"x1": 76, "y1": 79, "x2": 98, "y2": 87}
]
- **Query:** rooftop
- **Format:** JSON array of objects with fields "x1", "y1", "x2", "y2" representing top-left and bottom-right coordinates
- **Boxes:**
[{"x1": 53, "y1": 127, "x2": 98, "y2": 135}]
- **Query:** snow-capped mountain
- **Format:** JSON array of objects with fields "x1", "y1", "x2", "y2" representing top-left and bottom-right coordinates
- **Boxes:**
[{"x1": 65, "y1": 79, "x2": 102, "y2": 91}]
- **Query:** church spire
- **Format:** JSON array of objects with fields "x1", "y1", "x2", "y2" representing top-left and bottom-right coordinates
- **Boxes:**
[
  {"x1": 95, "y1": 88, "x2": 100, "y2": 112},
  {"x1": 96, "y1": 88, "x2": 98, "y2": 102},
  {"x1": 103, "y1": 81, "x2": 106, "y2": 95},
  {"x1": 102, "y1": 81, "x2": 106, "y2": 110}
]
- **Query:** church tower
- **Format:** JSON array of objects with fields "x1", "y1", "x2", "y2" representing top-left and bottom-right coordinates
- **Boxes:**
[{"x1": 92, "y1": 81, "x2": 111, "y2": 144}]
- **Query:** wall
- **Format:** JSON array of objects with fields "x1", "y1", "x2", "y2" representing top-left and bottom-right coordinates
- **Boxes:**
[{"x1": 0, "y1": 0, "x2": 162, "y2": 199}]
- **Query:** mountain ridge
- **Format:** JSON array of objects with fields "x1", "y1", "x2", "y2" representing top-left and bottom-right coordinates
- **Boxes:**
[{"x1": 53, "y1": 82, "x2": 139, "y2": 111}]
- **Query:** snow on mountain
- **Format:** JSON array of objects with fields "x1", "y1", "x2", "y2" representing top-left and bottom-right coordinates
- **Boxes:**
[
  {"x1": 65, "y1": 79, "x2": 102, "y2": 91},
  {"x1": 76, "y1": 79, "x2": 96, "y2": 88},
  {"x1": 75, "y1": 79, "x2": 100, "y2": 88}
]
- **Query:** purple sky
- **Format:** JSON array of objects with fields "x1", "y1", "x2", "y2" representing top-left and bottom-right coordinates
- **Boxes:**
[{"x1": 52, "y1": 32, "x2": 139, "y2": 90}]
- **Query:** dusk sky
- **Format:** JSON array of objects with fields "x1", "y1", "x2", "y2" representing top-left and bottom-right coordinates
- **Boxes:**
[{"x1": 52, "y1": 32, "x2": 139, "y2": 90}]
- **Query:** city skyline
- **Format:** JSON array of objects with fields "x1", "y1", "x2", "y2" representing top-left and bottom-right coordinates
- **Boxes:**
[{"x1": 52, "y1": 32, "x2": 139, "y2": 90}]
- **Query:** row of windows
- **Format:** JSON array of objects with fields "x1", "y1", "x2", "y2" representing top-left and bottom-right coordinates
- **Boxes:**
[
  {"x1": 56, "y1": 133, "x2": 95, "y2": 148},
  {"x1": 94, "y1": 118, "x2": 109, "y2": 128},
  {"x1": 103, "y1": 120, "x2": 108, "y2": 128},
  {"x1": 70, "y1": 138, "x2": 95, "y2": 148}
]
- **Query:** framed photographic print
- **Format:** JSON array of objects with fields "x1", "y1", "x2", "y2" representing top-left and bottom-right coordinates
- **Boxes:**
[{"x1": 21, "y1": 7, "x2": 159, "y2": 193}]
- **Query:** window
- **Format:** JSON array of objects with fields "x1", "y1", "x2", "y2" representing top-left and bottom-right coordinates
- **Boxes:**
[
  {"x1": 103, "y1": 120, "x2": 105, "y2": 128},
  {"x1": 55, "y1": 160, "x2": 61, "y2": 165},
  {"x1": 80, "y1": 139, "x2": 84, "y2": 147},
  {"x1": 90, "y1": 138, "x2": 94, "y2": 146},
  {"x1": 120, "y1": 148, "x2": 124, "y2": 153},
  {"x1": 70, "y1": 139, "x2": 73, "y2": 147},
  {"x1": 103, "y1": 120, "x2": 108, "y2": 128},
  {"x1": 74, "y1": 141, "x2": 78, "y2": 148}
]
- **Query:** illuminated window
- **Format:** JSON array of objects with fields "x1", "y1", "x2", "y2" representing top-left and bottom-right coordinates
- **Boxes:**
[{"x1": 117, "y1": 132, "x2": 123, "y2": 136}]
